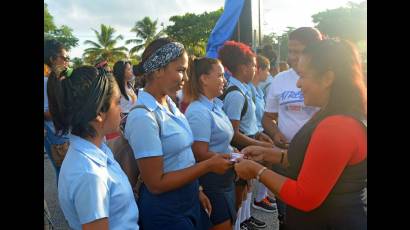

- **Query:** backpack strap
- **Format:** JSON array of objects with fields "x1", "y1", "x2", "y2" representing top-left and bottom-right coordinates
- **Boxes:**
[
  {"x1": 262, "y1": 82, "x2": 271, "y2": 94},
  {"x1": 120, "y1": 104, "x2": 161, "y2": 135},
  {"x1": 111, "y1": 104, "x2": 161, "y2": 200},
  {"x1": 219, "y1": 85, "x2": 248, "y2": 119}
]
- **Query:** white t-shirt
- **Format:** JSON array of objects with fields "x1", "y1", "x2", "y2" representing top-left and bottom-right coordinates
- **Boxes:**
[
  {"x1": 265, "y1": 68, "x2": 319, "y2": 141},
  {"x1": 120, "y1": 86, "x2": 137, "y2": 113}
]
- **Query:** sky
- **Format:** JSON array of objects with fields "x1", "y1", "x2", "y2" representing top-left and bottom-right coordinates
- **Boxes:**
[{"x1": 45, "y1": 0, "x2": 365, "y2": 58}]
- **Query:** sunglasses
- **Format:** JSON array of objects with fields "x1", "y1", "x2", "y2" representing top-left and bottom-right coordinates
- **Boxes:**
[{"x1": 58, "y1": 55, "x2": 70, "y2": 62}]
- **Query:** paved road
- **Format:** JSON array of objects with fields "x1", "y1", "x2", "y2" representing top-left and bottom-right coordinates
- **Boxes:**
[{"x1": 44, "y1": 155, "x2": 279, "y2": 230}]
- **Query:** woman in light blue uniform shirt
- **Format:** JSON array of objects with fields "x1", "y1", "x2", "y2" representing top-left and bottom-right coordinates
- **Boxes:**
[
  {"x1": 184, "y1": 57, "x2": 236, "y2": 230},
  {"x1": 249, "y1": 55, "x2": 278, "y2": 213},
  {"x1": 48, "y1": 66, "x2": 139, "y2": 230},
  {"x1": 218, "y1": 41, "x2": 274, "y2": 230},
  {"x1": 124, "y1": 38, "x2": 232, "y2": 230}
]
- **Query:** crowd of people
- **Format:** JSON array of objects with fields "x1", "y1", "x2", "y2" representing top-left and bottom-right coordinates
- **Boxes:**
[{"x1": 44, "y1": 26, "x2": 367, "y2": 230}]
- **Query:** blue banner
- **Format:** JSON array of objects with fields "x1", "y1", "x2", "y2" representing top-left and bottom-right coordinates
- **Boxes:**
[{"x1": 206, "y1": 0, "x2": 245, "y2": 58}]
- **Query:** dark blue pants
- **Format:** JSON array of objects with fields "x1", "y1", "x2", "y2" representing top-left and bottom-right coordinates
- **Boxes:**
[{"x1": 138, "y1": 180, "x2": 211, "y2": 230}]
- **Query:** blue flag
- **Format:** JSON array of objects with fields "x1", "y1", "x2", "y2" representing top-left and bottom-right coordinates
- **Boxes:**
[{"x1": 206, "y1": 0, "x2": 245, "y2": 58}]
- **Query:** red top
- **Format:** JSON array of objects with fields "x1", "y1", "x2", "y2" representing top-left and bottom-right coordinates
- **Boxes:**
[{"x1": 279, "y1": 115, "x2": 367, "y2": 212}]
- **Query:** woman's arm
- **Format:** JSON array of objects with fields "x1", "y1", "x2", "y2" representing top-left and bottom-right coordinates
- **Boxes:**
[
  {"x1": 137, "y1": 154, "x2": 232, "y2": 195},
  {"x1": 241, "y1": 145, "x2": 289, "y2": 168},
  {"x1": 82, "y1": 218, "x2": 109, "y2": 230},
  {"x1": 234, "y1": 159, "x2": 287, "y2": 195},
  {"x1": 278, "y1": 116, "x2": 366, "y2": 211},
  {"x1": 192, "y1": 141, "x2": 219, "y2": 162},
  {"x1": 230, "y1": 120, "x2": 273, "y2": 149},
  {"x1": 237, "y1": 116, "x2": 366, "y2": 212}
]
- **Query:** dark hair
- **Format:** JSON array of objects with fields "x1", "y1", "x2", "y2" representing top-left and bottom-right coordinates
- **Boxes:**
[
  {"x1": 44, "y1": 39, "x2": 66, "y2": 67},
  {"x1": 133, "y1": 37, "x2": 186, "y2": 83},
  {"x1": 289, "y1": 27, "x2": 323, "y2": 46},
  {"x1": 279, "y1": 61, "x2": 289, "y2": 72},
  {"x1": 113, "y1": 60, "x2": 132, "y2": 101},
  {"x1": 303, "y1": 39, "x2": 367, "y2": 119},
  {"x1": 256, "y1": 55, "x2": 270, "y2": 70},
  {"x1": 184, "y1": 56, "x2": 221, "y2": 102},
  {"x1": 132, "y1": 64, "x2": 139, "y2": 77},
  {"x1": 47, "y1": 66, "x2": 116, "y2": 138},
  {"x1": 218, "y1": 40, "x2": 256, "y2": 75},
  {"x1": 261, "y1": 45, "x2": 277, "y2": 65}
]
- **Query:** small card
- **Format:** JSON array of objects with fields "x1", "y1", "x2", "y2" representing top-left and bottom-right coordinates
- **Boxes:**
[{"x1": 230, "y1": 153, "x2": 243, "y2": 162}]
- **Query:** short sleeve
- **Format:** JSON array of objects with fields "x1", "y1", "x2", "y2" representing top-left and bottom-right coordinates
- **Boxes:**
[
  {"x1": 73, "y1": 174, "x2": 109, "y2": 224},
  {"x1": 264, "y1": 79, "x2": 279, "y2": 113},
  {"x1": 124, "y1": 109, "x2": 163, "y2": 159},
  {"x1": 222, "y1": 91, "x2": 245, "y2": 121},
  {"x1": 186, "y1": 108, "x2": 212, "y2": 142}
]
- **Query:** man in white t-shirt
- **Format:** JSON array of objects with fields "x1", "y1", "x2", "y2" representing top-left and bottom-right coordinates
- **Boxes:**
[{"x1": 263, "y1": 27, "x2": 323, "y2": 146}]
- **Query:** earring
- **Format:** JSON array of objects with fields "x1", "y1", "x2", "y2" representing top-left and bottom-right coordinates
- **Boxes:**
[{"x1": 96, "y1": 116, "x2": 103, "y2": 122}]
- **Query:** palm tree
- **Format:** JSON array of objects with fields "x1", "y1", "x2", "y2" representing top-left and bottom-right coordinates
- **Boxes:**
[
  {"x1": 83, "y1": 24, "x2": 128, "y2": 65},
  {"x1": 126, "y1": 17, "x2": 165, "y2": 56},
  {"x1": 71, "y1": 57, "x2": 84, "y2": 69}
]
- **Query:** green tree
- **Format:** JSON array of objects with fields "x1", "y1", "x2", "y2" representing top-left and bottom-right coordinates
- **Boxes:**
[
  {"x1": 44, "y1": 3, "x2": 56, "y2": 33},
  {"x1": 83, "y1": 24, "x2": 128, "y2": 66},
  {"x1": 312, "y1": 1, "x2": 367, "y2": 42},
  {"x1": 126, "y1": 17, "x2": 165, "y2": 56},
  {"x1": 269, "y1": 27, "x2": 295, "y2": 62},
  {"x1": 44, "y1": 25, "x2": 79, "y2": 51},
  {"x1": 44, "y1": 3, "x2": 78, "y2": 50},
  {"x1": 262, "y1": 32, "x2": 277, "y2": 47},
  {"x1": 71, "y1": 57, "x2": 84, "y2": 69},
  {"x1": 165, "y1": 8, "x2": 223, "y2": 56}
]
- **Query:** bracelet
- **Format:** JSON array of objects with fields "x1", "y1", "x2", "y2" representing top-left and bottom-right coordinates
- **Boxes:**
[
  {"x1": 256, "y1": 167, "x2": 267, "y2": 181},
  {"x1": 280, "y1": 150, "x2": 285, "y2": 164},
  {"x1": 199, "y1": 185, "x2": 203, "y2": 192}
]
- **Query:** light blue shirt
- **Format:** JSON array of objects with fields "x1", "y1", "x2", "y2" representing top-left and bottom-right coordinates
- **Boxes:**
[
  {"x1": 258, "y1": 75, "x2": 274, "y2": 101},
  {"x1": 58, "y1": 135, "x2": 139, "y2": 230},
  {"x1": 222, "y1": 76, "x2": 259, "y2": 136},
  {"x1": 124, "y1": 89, "x2": 196, "y2": 173},
  {"x1": 185, "y1": 95, "x2": 234, "y2": 154},
  {"x1": 249, "y1": 83, "x2": 265, "y2": 132}
]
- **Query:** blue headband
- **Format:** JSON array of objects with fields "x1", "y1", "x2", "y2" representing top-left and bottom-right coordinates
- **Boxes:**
[{"x1": 142, "y1": 42, "x2": 184, "y2": 74}]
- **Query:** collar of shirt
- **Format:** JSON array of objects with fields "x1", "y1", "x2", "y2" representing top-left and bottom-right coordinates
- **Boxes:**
[
  {"x1": 138, "y1": 88, "x2": 178, "y2": 117},
  {"x1": 69, "y1": 134, "x2": 115, "y2": 167},
  {"x1": 198, "y1": 94, "x2": 224, "y2": 112},
  {"x1": 228, "y1": 76, "x2": 249, "y2": 95}
]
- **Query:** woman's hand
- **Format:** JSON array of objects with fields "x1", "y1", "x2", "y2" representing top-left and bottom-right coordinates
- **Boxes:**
[
  {"x1": 232, "y1": 147, "x2": 240, "y2": 153},
  {"x1": 273, "y1": 131, "x2": 289, "y2": 149},
  {"x1": 257, "y1": 132, "x2": 274, "y2": 144},
  {"x1": 199, "y1": 190, "x2": 212, "y2": 216},
  {"x1": 234, "y1": 158, "x2": 263, "y2": 180},
  {"x1": 241, "y1": 145, "x2": 270, "y2": 162},
  {"x1": 207, "y1": 154, "x2": 233, "y2": 174}
]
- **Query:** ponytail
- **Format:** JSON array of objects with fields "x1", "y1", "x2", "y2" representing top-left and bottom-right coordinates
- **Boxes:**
[
  {"x1": 47, "y1": 66, "x2": 115, "y2": 138},
  {"x1": 184, "y1": 56, "x2": 221, "y2": 103},
  {"x1": 47, "y1": 69, "x2": 70, "y2": 136}
]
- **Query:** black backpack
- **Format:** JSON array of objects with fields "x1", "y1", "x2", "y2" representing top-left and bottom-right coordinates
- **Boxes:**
[{"x1": 218, "y1": 85, "x2": 248, "y2": 119}]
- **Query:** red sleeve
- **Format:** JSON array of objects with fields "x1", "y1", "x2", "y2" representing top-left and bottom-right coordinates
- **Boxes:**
[{"x1": 278, "y1": 115, "x2": 367, "y2": 212}]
